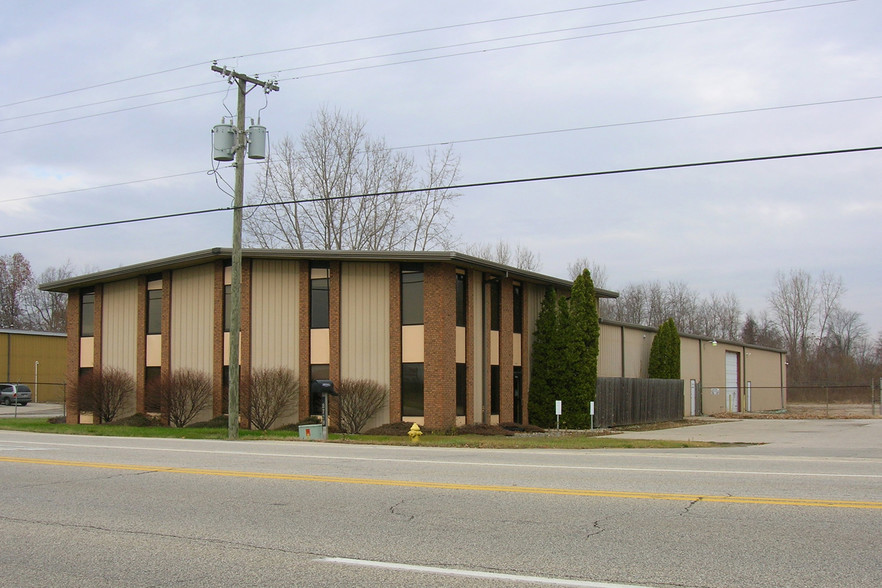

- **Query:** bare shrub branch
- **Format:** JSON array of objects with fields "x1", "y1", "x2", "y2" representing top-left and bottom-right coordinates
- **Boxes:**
[
  {"x1": 76, "y1": 367, "x2": 133, "y2": 424},
  {"x1": 163, "y1": 369, "x2": 212, "y2": 428},
  {"x1": 337, "y1": 379, "x2": 388, "y2": 434},
  {"x1": 248, "y1": 367, "x2": 299, "y2": 431}
]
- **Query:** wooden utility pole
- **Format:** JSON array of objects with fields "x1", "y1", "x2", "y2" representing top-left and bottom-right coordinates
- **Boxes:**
[{"x1": 211, "y1": 65, "x2": 279, "y2": 439}]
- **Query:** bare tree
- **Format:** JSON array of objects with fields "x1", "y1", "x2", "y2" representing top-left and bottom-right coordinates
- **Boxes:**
[
  {"x1": 768, "y1": 269, "x2": 817, "y2": 359},
  {"x1": 464, "y1": 240, "x2": 542, "y2": 272},
  {"x1": 248, "y1": 367, "x2": 299, "y2": 431},
  {"x1": 164, "y1": 369, "x2": 212, "y2": 428},
  {"x1": 25, "y1": 263, "x2": 74, "y2": 332},
  {"x1": 76, "y1": 368, "x2": 133, "y2": 424},
  {"x1": 337, "y1": 378, "x2": 388, "y2": 434},
  {"x1": 0, "y1": 253, "x2": 33, "y2": 329},
  {"x1": 245, "y1": 106, "x2": 460, "y2": 251},
  {"x1": 566, "y1": 257, "x2": 608, "y2": 288}
]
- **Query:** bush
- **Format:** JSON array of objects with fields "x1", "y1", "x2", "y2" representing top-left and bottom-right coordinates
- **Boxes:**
[
  {"x1": 187, "y1": 415, "x2": 229, "y2": 428},
  {"x1": 162, "y1": 369, "x2": 212, "y2": 428},
  {"x1": 248, "y1": 367, "x2": 299, "y2": 431},
  {"x1": 76, "y1": 367, "x2": 134, "y2": 424},
  {"x1": 456, "y1": 423, "x2": 514, "y2": 436},
  {"x1": 109, "y1": 413, "x2": 161, "y2": 427},
  {"x1": 337, "y1": 379, "x2": 388, "y2": 434}
]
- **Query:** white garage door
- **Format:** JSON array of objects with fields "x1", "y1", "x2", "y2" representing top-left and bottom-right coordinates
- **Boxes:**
[{"x1": 725, "y1": 351, "x2": 740, "y2": 412}]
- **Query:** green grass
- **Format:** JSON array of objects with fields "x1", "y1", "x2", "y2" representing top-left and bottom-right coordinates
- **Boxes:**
[{"x1": 0, "y1": 418, "x2": 720, "y2": 448}]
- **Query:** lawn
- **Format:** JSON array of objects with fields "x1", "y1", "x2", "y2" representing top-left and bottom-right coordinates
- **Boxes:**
[{"x1": 0, "y1": 418, "x2": 720, "y2": 449}]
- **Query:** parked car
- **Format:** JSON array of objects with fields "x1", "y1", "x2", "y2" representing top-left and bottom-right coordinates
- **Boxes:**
[{"x1": 0, "y1": 383, "x2": 31, "y2": 406}]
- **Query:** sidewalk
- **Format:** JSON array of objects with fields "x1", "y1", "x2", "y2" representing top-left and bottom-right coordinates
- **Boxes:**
[{"x1": 0, "y1": 402, "x2": 65, "y2": 419}]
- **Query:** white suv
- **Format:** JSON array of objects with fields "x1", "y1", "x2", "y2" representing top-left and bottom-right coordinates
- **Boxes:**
[{"x1": 0, "y1": 383, "x2": 31, "y2": 406}]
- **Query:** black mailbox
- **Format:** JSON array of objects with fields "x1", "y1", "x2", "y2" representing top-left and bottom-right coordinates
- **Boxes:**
[{"x1": 311, "y1": 379, "x2": 337, "y2": 396}]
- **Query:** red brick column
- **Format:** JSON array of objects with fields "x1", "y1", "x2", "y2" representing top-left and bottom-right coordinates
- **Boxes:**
[
  {"x1": 135, "y1": 276, "x2": 147, "y2": 414},
  {"x1": 65, "y1": 291, "x2": 81, "y2": 424},
  {"x1": 423, "y1": 263, "x2": 456, "y2": 429},
  {"x1": 240, "y1": 259, "x2": 253, "y2": 429},
  {"x1": 159, "y1": 271, "x2": 172, "y2": 426},
  {"x1": 499, "y1": 277, "x2": 514, "y2": 423},
  {"x1": 328, "y1": 261, "x2": 342, "y2": 428},
  {"x1": 388, "y1": 263, "x2": 402, "y2": 423},
  {"x1": 212, "y1": 261, "x2": 225, "y2": 416},
  {"x1": 298, "y1": 261, "x2": 311, "y2": 419}
]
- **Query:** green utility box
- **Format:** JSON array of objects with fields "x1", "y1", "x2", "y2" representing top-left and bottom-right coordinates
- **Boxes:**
[{"x1": 298, "y1": 424, "x2": 326, "y2": 440}]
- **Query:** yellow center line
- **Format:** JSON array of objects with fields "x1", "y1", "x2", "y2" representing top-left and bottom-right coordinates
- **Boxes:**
[{"x1": 3, "y1": 456, "x2": 880, "y2": 510}]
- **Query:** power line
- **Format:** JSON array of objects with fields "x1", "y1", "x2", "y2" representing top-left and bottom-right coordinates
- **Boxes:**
[
  {"x1": 3, "y1": 144, "x2": 879, "y2": 240},
  {"x1": 1, "y1": 0, "x2": 841, "y2": 133},
  {"x1": 279, "y1": 0, "x2": 856, "y2": 81},
  {"x1": 263, "y1": 0, "x2": 805, "y2": 78},
  {"x1": 4, "y1": 92, "x2": 880, "y2": 205},
  {"x1": 0, "y1": 1, "x2": 649, "y2": 111}
]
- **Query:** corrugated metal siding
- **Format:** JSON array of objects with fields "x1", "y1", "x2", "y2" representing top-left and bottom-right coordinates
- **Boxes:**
[
  {"x1": 598, "y1": 323, "x2": 622, "y2": 377},
  {"x1": 340, "y1": 262, "x2": 390, "y2": 431},
  {"x1": 623, "y1": 329, "x2": 652, "y2": 377},
  {"x1": 170, "y1": 264, "x2": 213, "y2": 373},
  {"x1": 251, "y1": 259, "x2": 300, "y2": 370},
  {"x1": 340, "y1": 262, "x2": 390, "y2": 383},
  {"x1": 1, "y1": 332, "x2": 67, "y2": 402},
  {"x1": 101, "y1": 279, "x2": 138, "y2": 375}
]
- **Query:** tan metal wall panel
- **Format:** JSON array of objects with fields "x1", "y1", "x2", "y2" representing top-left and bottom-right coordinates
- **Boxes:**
[
  {"x1": 623, "y1": 329, "x2": 653, "y2": 378},
  {"x1": 1, "y1": 332, "x2": 67, "y2": 403},
  {"x1": 101, "y1": 279, "x2": 138, "y2": 375},
  {"x1": 80, "y1": 337, "x2": 94, "y2": 368},
  {"x1": 340, "y1": 262, "x2": 390, "y2": 382},
  {"x1": 401, "y1": 325, "x2": 424, "y2": 363},
  {"x1": 340, "y1": 262, "x2": 390, "y2": 430},
  {"x1": 745, "y1": 348, "x2": 785, "y2": 411},
  {"x1": 598, "y1": 323, "x2": 623, "y2": 377},
  {"x1": 170, "y1": 264, "x2": 214, "y2": 373},
  {"x1": 679, "y1": 337, "x2": 702, "y2": 414},
  {"x1": 251, "y1": 259, "x2": 300, "y2": 370},
  {"x1": 100, "y1": 279, "x2": 138, "y2": 418}
]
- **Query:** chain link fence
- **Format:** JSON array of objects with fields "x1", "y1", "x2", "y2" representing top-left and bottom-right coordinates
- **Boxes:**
[{"x1": 786, "y1": 382, "x2": 882, "y2": 417}]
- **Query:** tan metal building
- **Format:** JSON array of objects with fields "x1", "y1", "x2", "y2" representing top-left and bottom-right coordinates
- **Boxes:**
[
  {"x1": 599, "y1": 319, "x2": 787, "y2": 415},
  {"x1": 42, "y1": 248, "x2": 786, "y2": 427},
  {"x1": 1, "y1": 329, "x2": 67, "y2": 403},
  {"x1": 43, "y1": 248, "x2": 612, "y2": 428}
]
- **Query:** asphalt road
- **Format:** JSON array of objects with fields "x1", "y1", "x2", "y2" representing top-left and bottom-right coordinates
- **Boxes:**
[{"x1": 1, "y1": 420, "x2": 880, "y2": 587}]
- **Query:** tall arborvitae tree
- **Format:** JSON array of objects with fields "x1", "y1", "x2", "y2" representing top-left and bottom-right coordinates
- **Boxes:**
[
  {"x1": 528, "y1": 287, "x2": 560, "y2": 427},
  {"x1": 649, "y1": 318, "x2": 681, "y2": 379},
  {"x1": 565, "y1": 269, "x2": 600, "y2": 428}
]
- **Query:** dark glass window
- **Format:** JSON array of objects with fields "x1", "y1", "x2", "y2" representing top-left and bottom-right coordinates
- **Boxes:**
[
  {"x1": 147, "y1": 289, "x2": 162, "y2": 335},
  {"x1": 80, "y1": 290, "x2": 95, "y2": 337},
  {"x1": 222, "y1": 366, "x2": 230, "y2": 414},
  {"x1": 145, "y1": 367, "x2": 161, "y2": 413},
  {"x1": 401, "y1": 363, "x2": 424, "y2": 417},
  {"x1": 513, "y1": 284, "x2": 523, "y2": 334},
  {"x1": 489, "y1": 280, "x2": 500, "y2": 331},
  {"x1": 456, "y1": 272, "x2": 467, "y2": 327},
  {"x1": 456, "y1": 363, "x2": 467, "y2": 417},
  {"x1": 310, "y1": 263, "x2": 330, "y2": 329},
  {"x1": 401, "y1": 265, "x2": 424, "y2": 326},
  {"x1": 490, "y1": 365, "x2": 500, "y2": 415},
  {"x1": 223, "y1": 285, "x2": 232, "y2": 332},
  {"x1": 310, "y1": 364, "x2": 330, "y2": 415},
  {"x1": 513, "y1": 366, "x2": 523, "y2": 424}
]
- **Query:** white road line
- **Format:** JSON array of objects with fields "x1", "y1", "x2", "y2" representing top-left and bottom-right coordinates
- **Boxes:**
[
  {"x1": 320, "y1": 557, "x2": 653, "y2": 587},
  {"x1": 2, "y1": 437, "x2": 880, "y2": 479}
]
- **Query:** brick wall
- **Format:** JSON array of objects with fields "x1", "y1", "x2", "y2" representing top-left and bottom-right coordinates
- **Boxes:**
[{"x1": 423, "y1": 263, "x2": 456, "y2": 429}]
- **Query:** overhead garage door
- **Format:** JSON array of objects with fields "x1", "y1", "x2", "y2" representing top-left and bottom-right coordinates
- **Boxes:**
[{"x1": 725, "y1": 351, "x2": 740, "y2": 412}]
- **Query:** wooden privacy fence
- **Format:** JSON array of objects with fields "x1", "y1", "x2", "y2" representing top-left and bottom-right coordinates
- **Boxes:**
[{"x1": 595, "y1": 377, "x2": 684, "y2": 428}]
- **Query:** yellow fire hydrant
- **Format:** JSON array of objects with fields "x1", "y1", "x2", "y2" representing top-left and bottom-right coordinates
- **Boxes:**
[{"x1": 407, "y1": 423, "x2": 423, "y2": 443}]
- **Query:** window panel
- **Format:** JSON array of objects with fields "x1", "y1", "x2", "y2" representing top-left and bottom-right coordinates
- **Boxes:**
[
  {"x1": 80, "y1": 290, "x2": 95, "y2": 337},
  {"x1": 147, "y1": 289, "x2": 162, "y2": 335},
  {"x1": 402, "y1": 363, "x2": 424, "y2": 417},
  {"x1": 401, "y1": 266, "x2": 424, "y2": 326}
]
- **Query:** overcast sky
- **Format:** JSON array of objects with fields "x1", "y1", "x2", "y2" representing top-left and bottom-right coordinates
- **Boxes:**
[{"x1": 2, "y1": 0, "x2": 880, "y2": 334}]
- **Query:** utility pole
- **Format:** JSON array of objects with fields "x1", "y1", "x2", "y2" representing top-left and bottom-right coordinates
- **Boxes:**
[{"x1": 211, "y1": 64, "x2": 279, "y2": 439}]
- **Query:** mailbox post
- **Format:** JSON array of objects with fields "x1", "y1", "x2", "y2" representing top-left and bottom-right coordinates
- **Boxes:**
[{"x1": 308, "y1": 380, "x2": 337, "y2": 440}]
